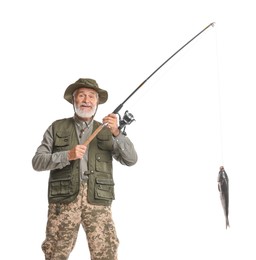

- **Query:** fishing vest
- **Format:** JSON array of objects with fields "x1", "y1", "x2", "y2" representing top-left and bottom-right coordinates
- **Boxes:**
[{"x1": 48, "y1": 117, "x2": 115, "y2": 206}]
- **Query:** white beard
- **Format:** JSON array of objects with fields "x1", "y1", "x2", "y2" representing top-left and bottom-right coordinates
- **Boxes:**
[{"x1": 74, "y1": 103, "x2": 97, "y2": 119}]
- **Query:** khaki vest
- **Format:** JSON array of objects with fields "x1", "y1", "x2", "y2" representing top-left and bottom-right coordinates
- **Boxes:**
[{"x1": 48, "y1": 117, "x2": 115, "y2": 206}]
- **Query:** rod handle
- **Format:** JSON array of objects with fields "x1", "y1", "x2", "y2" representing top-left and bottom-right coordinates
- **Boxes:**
[{"x1": 83, "y1": 123, "x2": 107, "y2": 146}]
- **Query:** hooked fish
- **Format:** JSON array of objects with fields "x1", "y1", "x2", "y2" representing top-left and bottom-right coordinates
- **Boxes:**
[{"x1": 217, "y1": 166, "x2": 230, "y2": 228}]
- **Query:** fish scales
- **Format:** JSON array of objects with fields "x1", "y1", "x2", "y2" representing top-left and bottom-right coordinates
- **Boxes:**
[{"x1": 217, "y1": 166, "x2": 230, "y2": 229}]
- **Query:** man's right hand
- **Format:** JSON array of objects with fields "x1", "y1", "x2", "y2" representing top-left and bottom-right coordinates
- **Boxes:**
[{"x1": 67, "y1": 145, "x2": 87, "y2": 161}]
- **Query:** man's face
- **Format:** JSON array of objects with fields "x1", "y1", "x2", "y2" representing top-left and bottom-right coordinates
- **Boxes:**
[{"x1": 73, "y1": 88, "x2": 99, "y2": 119}]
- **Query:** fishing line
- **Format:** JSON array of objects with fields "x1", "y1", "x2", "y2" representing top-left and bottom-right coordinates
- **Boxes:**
[{"x1": 213, "y1": 24, "x2": 225, "y2": 166}]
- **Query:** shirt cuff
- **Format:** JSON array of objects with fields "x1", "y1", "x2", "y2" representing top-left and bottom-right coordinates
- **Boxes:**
[
  {"x1": 52, "y1": 151, "x2": 70, "y2": 166},
  {"x1": 112, "y1": 133, "x2": 127, "y2": 150}
]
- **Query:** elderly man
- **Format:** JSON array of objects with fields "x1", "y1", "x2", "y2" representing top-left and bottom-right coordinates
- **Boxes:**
[{"x1": 32, "y1": 78, "x2": 138, "y2": 260}]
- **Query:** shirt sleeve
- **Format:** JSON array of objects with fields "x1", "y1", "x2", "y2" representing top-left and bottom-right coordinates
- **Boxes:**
[
  {"x1": 112, "y1": 132, "x2": 138, "y2": 166},
  {"x1": 32, "y1": 125, "x2": 70, "y2": 171}
]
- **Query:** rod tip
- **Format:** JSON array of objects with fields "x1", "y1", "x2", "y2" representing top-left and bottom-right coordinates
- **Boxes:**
[{"x1": 211, "y1": 22, "x2": 216, "y2": 27}]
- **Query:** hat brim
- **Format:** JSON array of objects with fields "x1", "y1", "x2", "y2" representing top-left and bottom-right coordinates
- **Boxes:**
[{"x1": 64, "y1": 83, "x2": 108, "y2": 104}]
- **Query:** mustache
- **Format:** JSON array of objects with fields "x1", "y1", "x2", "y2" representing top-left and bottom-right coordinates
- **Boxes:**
[{"x1": 80, "y1": 102, "x2": 91, "y2": 107}]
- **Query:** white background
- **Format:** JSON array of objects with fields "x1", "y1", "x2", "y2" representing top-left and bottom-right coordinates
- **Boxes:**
[{"x1": 1, "y1": 0, "x2": 256, "y2": 259}]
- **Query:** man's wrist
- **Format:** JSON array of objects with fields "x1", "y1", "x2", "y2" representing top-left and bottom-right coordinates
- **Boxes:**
[{"x1": 112, "y1": 129, "x2": 120, "y2": 137}]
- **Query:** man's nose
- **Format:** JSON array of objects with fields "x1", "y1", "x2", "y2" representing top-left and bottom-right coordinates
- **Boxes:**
[{"x1": 83, "y1": 95, "x2": 89, "y2": 102}]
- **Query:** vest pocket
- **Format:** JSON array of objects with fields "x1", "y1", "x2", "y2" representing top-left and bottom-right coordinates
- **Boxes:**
[
  {"x1": 95, "y1": 177, "x2": 115, "y2": 200},
  {"x1": 95, "y1": 153, "x2": 112, "y2": 173},
  {"x1": 49, "y1": 179, "x2": 72, "y2": 196},
  {"x1": 54, "y1": 131, "x2": 70, "y2": 151},
  {"x1": 97, "y1": 132, "x2": 113, "y2": 151}
]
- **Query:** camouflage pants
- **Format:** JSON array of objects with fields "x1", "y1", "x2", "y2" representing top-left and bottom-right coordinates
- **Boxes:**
[{"x1": 42, "y1": 183, "x2": 119, "y2": 260}]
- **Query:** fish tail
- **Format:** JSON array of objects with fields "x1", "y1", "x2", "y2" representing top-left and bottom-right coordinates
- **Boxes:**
[{"x1": 226, "y1": 217, "x2": 230, "y2": 229}]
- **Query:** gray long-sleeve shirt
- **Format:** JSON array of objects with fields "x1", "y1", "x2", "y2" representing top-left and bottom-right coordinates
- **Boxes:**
[{"x1": 32, "y1": 117, "x2": 138, "y2": 175}]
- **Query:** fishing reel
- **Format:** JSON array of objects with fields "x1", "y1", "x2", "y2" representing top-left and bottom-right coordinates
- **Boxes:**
[{"x1": 118, "y1": 110, "x2": 135, "y2": 136}]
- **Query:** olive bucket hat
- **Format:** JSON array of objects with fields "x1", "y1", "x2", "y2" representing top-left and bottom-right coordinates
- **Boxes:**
[{"x1": 64, "y1": 78, "x2": 108, "y2": 104}]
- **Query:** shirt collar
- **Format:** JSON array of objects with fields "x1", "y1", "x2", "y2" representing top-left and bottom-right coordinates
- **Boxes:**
[{"x1": 73, "y1": 114, "x2": 93, "y2": 129}]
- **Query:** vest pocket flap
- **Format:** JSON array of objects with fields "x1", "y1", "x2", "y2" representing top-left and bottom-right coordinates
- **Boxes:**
[
  {"x1": 96, "y1": 153, "x2": 112, "y2": 162},
  {"x1": 96, "y1": 189, "x2": 115, "y2": 200},
  {"x1": 96, "y1": 177, "x2": 114, "y2": 186},
  {"x1": 97, "y1": 133, "x2": 111, "y2": 141},
  {"x1": 56, "y1": 131, "x2": 70, "y2": 137},
  {"x1": 51, "y1": 179, "x2": 70, "y2": 186}
]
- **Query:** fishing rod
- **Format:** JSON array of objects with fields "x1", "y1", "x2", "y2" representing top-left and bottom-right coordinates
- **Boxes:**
[{"x1": 83, "y1": 22, "x2": 215, "y2": 146}]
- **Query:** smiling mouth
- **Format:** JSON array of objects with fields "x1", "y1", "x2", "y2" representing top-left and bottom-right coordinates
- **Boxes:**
[{"x1": 81, "y1": 105, "x2": 91, "y2": 109}]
